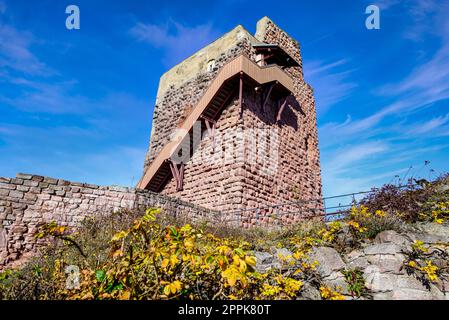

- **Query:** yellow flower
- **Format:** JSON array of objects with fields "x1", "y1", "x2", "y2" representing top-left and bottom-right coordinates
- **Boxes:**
[
  {"x1": 412, "y1": 240, "x2": 428, "y2": 253},
  {"x1": 420, "y1": 260, "x2": 438, "y2": 282},
  {"x1": 375, "y1": 210, "x2": 386, "y2": 217},
  {"x1": 320, "y1": 286, "x2": 345, "y2": 300},
  {"x1": 163, "y1": 280, "x2": 183, "y2": 296}
]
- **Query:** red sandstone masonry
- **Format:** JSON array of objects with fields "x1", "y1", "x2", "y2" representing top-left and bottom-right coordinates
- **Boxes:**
[
  {"x1": 149, "y1": 17, "x2": 323, "y2": 223},
  {"x1": 0, "y1": 173, "x2": 218, "y2": 269}
]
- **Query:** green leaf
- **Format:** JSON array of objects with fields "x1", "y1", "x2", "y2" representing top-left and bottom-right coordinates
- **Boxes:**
[{"x1": 95, "y1": 270, "x2": 106, "y2": 282}]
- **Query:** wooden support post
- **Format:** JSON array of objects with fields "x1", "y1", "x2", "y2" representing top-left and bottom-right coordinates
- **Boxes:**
[
  {"x1": 168, "y1": 160, "x2": 184, "y2": 191},
  {"x1": 262, "y1": 82, "x2": 276, "y2": 113},
  {"x1": 276, "y1": 97, "x2": 288, "y2": 122}
]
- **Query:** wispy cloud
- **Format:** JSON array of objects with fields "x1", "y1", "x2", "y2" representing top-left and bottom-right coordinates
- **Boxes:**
[
  {"x1": 0, "y1": 1, "x2": 6, "y2": 14},
  {"x1": 0, "y1": 23, "x2": 53, "y2": 76},
  {"x1": 406, "y1": 114, "x2": 449, "y2": 136},
  {"x1": 130, "y1": 20, "x2": 220, "y2": 67},
  {"x1": 303, "y1": 59, "x2": 357, "y2": 115},
  {"x1": 325, "y1": 141, "x2": 388, "y2": 173}
]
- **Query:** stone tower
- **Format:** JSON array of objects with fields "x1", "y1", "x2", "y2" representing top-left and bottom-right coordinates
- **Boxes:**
[{"x1": 138, "y1": 17, "x2": 322, "y2": 222}]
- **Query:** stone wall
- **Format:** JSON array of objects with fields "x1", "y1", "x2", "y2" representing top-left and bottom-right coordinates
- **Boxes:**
[
  {"x1": 255, "y1": 224, "x2": 449, "y2": 300},
  {"x1": 146, "y1": 17, "x2": 323, "y2": 221},
  {"x1": 0, "y1": 173, "x2": 218, "y2": 270},
  {"x1": 144, "y1": 27, "x2": 256, "y2": 170}
]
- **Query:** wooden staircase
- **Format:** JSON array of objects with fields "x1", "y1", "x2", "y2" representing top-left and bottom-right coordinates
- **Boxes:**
[{"x1": 138, "y1": 54, "x2": 295, "y2": 191}]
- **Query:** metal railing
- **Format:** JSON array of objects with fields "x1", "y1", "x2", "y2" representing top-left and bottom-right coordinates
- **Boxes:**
[{"x1": 210, "y1": 183, "x2": 420, "y2": 228}]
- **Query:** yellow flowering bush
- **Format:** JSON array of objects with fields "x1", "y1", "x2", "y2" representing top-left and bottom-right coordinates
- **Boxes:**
[
  {"x1": 319, "y1": 286, "x2": 345, "y2": 300},
  {"x1": 1, "y1": 208, "x2": 333, "y2": 300},
  {"x1": 419, "y1": 201, "x2": 449, "y2": 224},
  {"x1": 403, "y1": 240, "x2": 449, "y2": 290},
  {"x1": 346, "y1": 205, "x2": 401, "y2": 240}
]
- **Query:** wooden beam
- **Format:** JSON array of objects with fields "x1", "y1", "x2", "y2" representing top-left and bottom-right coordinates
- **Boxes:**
[
  {"x1": 276, "y1": 97, "x2": 288, "y2": 122},
  {"x1": 262, "y1": 82, "x2": 276, "y2": 113},
  {"x1": 168, "y1": 160, "x2": 184, "y2": 191}
]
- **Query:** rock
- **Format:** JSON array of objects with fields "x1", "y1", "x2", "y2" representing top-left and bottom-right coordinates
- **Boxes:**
[
  {"x1": 367, "y1": 254, "x2": 405, "y2": 273},
  {"x1": 372, "y1": 291, "x2": 393, "y2": 300},
  {"x1": 309, "y1": 247, "x2": 346, "y2": 277},
  {"x1": 345, "y1": 249, "x2": 364, "y2": 261},
  {"x1": 408, "y1": 232, "x2": 447, "y2": 245},
  {"x1": 254, "y1": 251, "x2": 278, "y2": 272},
  {"x1": 272, "y1": 248, "x2": 294, "y2": 265},
  {"x1": 391, "y1": 288, "x2": 434, "y2": 300},
  {"x1": 323, "y1": 271, "x2": 350, "y2": 295},
  {"x1": 298, "y1": 283, "x2": 321, "y2": 300},
  {"x1": 345, "y1": 249, "x2": 370, "y2": 269},
  {"x1": 374, "y1": 230, "x2": 410, "y2": 246},
  {"x1": 415, "y1": 223, "x2": 449, "y2": 241},
  {"x1": 363, "y1": 265, "x2": 397, "y2": 292},
  {"x1": 16, "y1": 173, "x2": 33, "y2": 180},
  {"x1": 347, "y1": 256, "x2": 370, "y2": 270},
  {"x1": 364, "y1": 243, "x2": 403, "y2": 255},
  {"x1": 255, "y1": 251, "x2": 274, "y2": 264},
  {"x1": 0, "y1": 228, "x2": 7, "y2": 250}
]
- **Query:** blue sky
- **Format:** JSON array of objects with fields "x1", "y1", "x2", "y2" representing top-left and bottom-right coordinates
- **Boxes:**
[{"x1": 0, "y1": 0, "x2": 448, "y2": 197}]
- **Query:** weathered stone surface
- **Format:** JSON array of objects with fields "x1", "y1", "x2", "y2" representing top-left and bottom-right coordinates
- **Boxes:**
[
  {"x1": 391, "y1": 288, "x2": 434, "y2": 300},
  {"x1": 309, "y1": 247, "x2": 345, "y2": 277},
  {"x1": 415, "y1": 223, "x2": 449, "y2": 241},
  {"x1": 298, "y1": 283, "x2": 321, "y2": 300},
  {"x1": 347, "y1": 256, "x2": 370, "y2": 270},
  {"x1": 408, "y1": 232, "x2": 447, "y2": 244},
  {"x1": 374, "y1": 230, "x2": 410, "y2": 246},
  {"x1": 254, "y1": 251, "x2": 279, "y2": 272},
  {"x1": 0, "y1": 173, "x2": 224, "y2": 270},
  {"x1": 364, "y1": 266, "x2": 397, "y2": 292},
  {"x1": 16, "y1": 173, "x2": 33, "y2": 180},
  {"x1": 323, "y1": 271, "x2": 350, "y2": 295},
  {"x1": 364, "y1": 243, "x2": 403, "y2": 255},
  {"x1": 367, "y1": 254, "x2": 405, "y2": 273}
]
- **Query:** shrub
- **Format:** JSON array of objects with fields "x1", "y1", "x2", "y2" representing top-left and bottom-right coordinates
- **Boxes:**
[{"x1": 0, "y1": 209, "x2": 326, "y2": 300}]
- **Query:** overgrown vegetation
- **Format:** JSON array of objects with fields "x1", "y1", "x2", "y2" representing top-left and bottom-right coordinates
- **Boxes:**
[{"x1": 0, "y1": 175, "x2": 448, "y2": 300}]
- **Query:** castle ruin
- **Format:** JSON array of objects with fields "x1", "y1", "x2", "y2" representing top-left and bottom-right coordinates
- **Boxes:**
[{"x1": 138, "y1": 17, "x2": 323, "y2": 219}]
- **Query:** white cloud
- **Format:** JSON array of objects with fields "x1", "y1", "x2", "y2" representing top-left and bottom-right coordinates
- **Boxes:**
[
  {"x1": 406, "y1": 114, "x2": 449, "y2": 136},
  {"x1": 325, "y1": 141, "x2": 388, "y2": 173},
  {"x1": 304, "y1": 59, "x2": 357, "y2": 115},
  {"x1": 0, "y1": 23, "x2": 52, "y2": 76},
  {"x1": 130, "y1": 20, "x2": 220, "y2": 67}
]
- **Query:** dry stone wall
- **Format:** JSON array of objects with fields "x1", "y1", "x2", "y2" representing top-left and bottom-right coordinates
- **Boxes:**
[
  {"x1": 0, "y1": 173, "x2": 218, "y2": 270},
  {"x1": 255, "y1": 225, "x2": 449, "y2": 300}
]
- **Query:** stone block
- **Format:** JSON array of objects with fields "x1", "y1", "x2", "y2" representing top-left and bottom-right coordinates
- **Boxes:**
[
  {"x1": 374, "y1": 230, "x2": 410, "y2": 246},
  {"x1": 364, "y1": 243, "x2": 403, "y2": 255},
  {"x1": 9, "y1": 191, "x2": 24, "y2": 199},
  {"x1": 309, "y1": 247, "x2": 346, "y2": 277},
  {"x1": 16, "y1": 185, "x2": 30, "y2": 192},
  {"x1": 0, "y1": 183, "x2": 16, "y2": 190},
  {"x1": 31, "y1": 175, "x2": 44, "y2": 182},
  {"x1": 16, "y1": 173, "x2": 33, "y2": 180}
]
